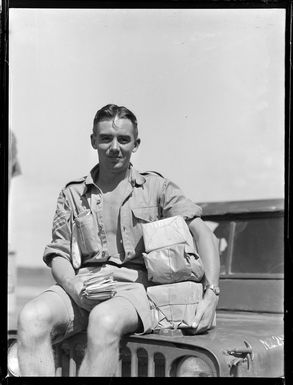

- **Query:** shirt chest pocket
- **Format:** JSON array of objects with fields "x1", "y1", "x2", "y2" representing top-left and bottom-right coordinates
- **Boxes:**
[
  {"x1": 131, "y1": 206, "x2": 160, "y2": 224},
  {"x1": 74, "y1": 210, "x2": 102, "y2": 257}
]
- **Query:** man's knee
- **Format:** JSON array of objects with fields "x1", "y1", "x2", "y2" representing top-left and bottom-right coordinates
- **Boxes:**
[
  {"x1": 18, "y1": 300, "x2": 55, "y2": 342},
  {"x1": 87, "y1": 306, "x2": 121, "y2": 345},
  {"x1": 86, "y1": 298, "x2": 140, "y2": 348}
]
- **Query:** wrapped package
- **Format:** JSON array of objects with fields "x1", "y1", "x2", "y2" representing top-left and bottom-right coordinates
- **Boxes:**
[
  {"x1": 143, "y1": 243, "x2": 204, "y2": 284},
  {"x1": 147, "y1": 281, "x2": 204, "y2": 330},
  {"x1": 142, "y1": 215, "x2": 195, "y2": 254},
  {"x1": 142, "y1": 216, "x2": 204, "y2": 284}
]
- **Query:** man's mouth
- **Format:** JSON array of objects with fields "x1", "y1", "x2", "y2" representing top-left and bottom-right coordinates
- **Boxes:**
[{"x1": 108, "y1": 155, "x2": 123, "y2": 161}]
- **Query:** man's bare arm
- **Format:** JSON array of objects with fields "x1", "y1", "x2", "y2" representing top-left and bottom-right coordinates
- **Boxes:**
[
  {"x1": 51, "y1": 256, "x2": 75, "y2": 283},
  {"x1": 189, "y1": 217, "x2": 220, "y2": 286},
  {"x1": 51, "y1": 256, "x2": 85, "y2": 308},
  {"x1": 188, "y1": 217, "x2": 220, "y2": 332}
]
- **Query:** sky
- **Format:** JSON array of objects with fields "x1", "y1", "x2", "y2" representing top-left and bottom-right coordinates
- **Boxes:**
[{"x1": 8, "y1": 8, "x2": 285, "y2": 267}]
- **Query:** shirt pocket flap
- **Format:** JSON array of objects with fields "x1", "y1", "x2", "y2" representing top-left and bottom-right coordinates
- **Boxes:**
[{"x1": 131, "y1": 206, "x2": 159, "y2": 223}]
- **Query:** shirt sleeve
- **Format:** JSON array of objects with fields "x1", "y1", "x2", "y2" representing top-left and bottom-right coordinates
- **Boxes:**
[
  {"x1": 43, "y1": 189, "x2": 73, "y2": 267},
  {"x1": 159, "y1": 179, "x2": 202, "y2": 220}
]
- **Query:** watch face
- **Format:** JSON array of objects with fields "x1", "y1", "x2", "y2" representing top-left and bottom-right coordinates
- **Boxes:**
[{"x1": 208, "y1": 285, "x2": 220, "y2": 295}]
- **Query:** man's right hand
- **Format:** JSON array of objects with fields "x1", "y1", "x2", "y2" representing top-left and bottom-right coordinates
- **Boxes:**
[
  {"x1": 65, "y1": 275, "x2": 85, "y2": 307},
  {"x1": 51, "y1": 256, "x2": 97, "y2": 312},
  {"x1": 64, "y1": 275, "x2": 97, "y2": 312}
]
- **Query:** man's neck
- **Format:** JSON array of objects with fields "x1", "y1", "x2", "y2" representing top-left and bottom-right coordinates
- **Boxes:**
[{"x1": 96, "y1": 164, "x2": 130, "y2": 192}]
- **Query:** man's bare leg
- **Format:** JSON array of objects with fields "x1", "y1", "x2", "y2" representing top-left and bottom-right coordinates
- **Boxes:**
[
  {"x1": 17, "y1": 292, "x2": 69, "y2": 376},
  {"x1": 78, "y1": 297, "x2": 141, "y2": 377}
]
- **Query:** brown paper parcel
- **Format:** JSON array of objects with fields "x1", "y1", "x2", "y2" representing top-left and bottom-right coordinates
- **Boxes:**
[
  {"x1": 142, "y1": 215, "x2": 195, "y2": 253},
  {"x1": 143, "y1": 243, "x2": 204, "y2": 284},
  {"x1": 147, "y1": 281, "x2": 203, "y2": 330}
]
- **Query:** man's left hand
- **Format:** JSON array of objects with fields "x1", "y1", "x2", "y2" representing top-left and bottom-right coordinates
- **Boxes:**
[{"x1": 191, "y1": 289, "x2": 218, "y2": 333}]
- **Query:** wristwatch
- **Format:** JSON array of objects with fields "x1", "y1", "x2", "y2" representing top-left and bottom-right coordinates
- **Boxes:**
[{"x1": 205, "y1": 284, "x2": 220, "y2": 296}]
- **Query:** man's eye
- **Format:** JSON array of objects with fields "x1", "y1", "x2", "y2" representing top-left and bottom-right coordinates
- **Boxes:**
[
  {"x1": 118, "y1": 137, "x2": 131, "y2": 144},
  {"x1": 100, "y1": 136, "x2": 112, "y2": 142}
]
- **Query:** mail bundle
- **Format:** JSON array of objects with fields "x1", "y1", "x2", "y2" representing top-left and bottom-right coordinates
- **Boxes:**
[{"x1": 142, "y1": 216, "x2": 206, "y2": 331}]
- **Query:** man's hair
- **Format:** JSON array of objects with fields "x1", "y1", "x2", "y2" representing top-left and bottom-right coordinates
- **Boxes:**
[{"x1": 93, "y1": 104, "x2": 138, "y2": 138}]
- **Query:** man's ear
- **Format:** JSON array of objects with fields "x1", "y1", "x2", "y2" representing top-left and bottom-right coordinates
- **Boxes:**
[
  {"x1": 132, "y1": 138, "x2": 141, "y2": 153},
  {"x1": 91, "y1": 134, "x2": 97, "y2": 149}
]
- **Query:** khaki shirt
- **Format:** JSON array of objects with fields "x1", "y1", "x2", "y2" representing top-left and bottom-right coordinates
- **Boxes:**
[{"x1": 43, "y1": 165, "x2": 202, "y2": 269}]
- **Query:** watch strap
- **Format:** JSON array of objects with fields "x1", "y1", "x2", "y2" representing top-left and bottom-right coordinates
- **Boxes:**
[{"x1": 205, "y1": 284, "x2": 220, "y2": 296}]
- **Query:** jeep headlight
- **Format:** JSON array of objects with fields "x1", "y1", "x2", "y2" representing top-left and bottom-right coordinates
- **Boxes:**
[
  {"x1": 176, "y1": 356, "x2": 215, "y2": 377},
  {"x1": 7, "y1": 340, "x2": 20, "y2": 377}
]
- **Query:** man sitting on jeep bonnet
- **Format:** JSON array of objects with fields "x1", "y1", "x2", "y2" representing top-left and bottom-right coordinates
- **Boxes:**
[{"x1": 17, "y1": 104, "x2": 220, "y2": 376}]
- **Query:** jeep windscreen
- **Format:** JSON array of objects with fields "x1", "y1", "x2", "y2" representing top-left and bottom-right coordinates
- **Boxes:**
[{"x1": 205, "y1": 215, "x2": 284, "y2": 277}]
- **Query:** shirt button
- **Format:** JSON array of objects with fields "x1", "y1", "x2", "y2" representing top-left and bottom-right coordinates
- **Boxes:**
[{"x1": 123, "y1": 226, "x2": 126, "y2": 232}]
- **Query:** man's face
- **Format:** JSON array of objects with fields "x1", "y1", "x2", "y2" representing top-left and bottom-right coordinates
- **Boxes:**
[{"x1": 91, "y1": 118, "x2": 140, "y2": 172}]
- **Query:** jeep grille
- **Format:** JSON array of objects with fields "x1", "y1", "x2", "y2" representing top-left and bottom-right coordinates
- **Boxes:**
[{"x1": 53, "y1": 335, "x2": 214, "y2": 377}]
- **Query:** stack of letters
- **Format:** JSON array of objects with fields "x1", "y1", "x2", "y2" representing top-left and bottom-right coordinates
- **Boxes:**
[{"x1": 81, "y1": 273, "x2": 117, "y2": 301}]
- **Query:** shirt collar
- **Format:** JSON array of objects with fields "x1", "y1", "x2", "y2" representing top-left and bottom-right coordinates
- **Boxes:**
[
  {"x1": 84, "y1": 163, "x2": 146, "y2": 193},
  {"x1": 129, "y1": 164, "x2": 146, "y2": 187},
  {"x1": 85, "y1": 163, "x2": 100, "y2": 188}
]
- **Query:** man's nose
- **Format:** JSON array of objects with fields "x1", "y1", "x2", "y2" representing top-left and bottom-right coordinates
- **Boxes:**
[{"x1": 109, "y1": 138, "x2": 120, "y2": 153}]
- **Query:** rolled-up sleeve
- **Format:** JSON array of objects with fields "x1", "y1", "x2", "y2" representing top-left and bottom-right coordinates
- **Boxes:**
[
  {"x1": 43, "y1": 190, "x2": 72, "y2": 267},
  {"x1": 159, "y1": 179, "x2": 202, "y2": 220}
]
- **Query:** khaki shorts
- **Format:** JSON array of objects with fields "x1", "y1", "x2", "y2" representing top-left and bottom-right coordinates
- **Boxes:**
[{"x1": 43, "y1": 264, "x2": 154, "y2": 342}]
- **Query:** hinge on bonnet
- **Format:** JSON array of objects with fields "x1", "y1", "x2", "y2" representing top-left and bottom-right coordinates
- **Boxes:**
[{"x1": 225, "y1": 340, "x2": 254, "y2": 370}]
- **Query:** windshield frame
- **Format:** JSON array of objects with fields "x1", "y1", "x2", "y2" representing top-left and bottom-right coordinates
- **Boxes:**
[{"x1": 203, "y1": 210, "x2": 284, "y2": 280}]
